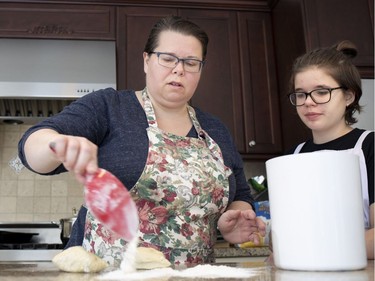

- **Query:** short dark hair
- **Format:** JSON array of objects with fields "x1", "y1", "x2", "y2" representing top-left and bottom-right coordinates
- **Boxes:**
[
  {"x1": 144, "y1": 15, "x2": 209, "y2": 61},
  {"x1": 289, "y1": 40, "x2": 362, "y2": 124}
]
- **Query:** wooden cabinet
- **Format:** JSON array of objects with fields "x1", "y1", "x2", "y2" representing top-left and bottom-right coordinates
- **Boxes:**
[
  {"x1": 116, "y1": 7, "x2": 177, "y2": 90},
  {"x1": 303, "y1": 0, "x2": 374, "y2": 78},
  {"x1": 183, "y1": 10, "x2": 282, "y2": 158},
  {"x1": 237, "y1": 12, "x2": 282, "y2": 157},
  {"x1": 178, "y1": 9, "x2": 245, "y2": 154},
  {"x1": 0, "y1": 3, "x2": 115, "y2": 40},
  {"x1": 272, "y1": 0, "x2": 313, "y2": 151}
]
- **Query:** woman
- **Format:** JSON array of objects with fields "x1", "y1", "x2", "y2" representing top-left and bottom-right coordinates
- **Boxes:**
[
  {"x1": 18, "y1": 16, "x2": 266, "y2": 266},
  {"x1": 287, "y1": 40, "x2": 374, "y2": 259}
]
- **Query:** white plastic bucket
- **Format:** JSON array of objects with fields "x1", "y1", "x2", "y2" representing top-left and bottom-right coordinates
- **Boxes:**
[{"x1": 266, "y1": 151, "x2": 367, "y2": 271}]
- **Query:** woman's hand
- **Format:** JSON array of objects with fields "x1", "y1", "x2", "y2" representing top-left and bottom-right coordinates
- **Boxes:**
[
  {"x1": 218, "y1": 208, "x2": 266, "y2": 245},
  {"x1": 49, "y1": 135, "x2": 98, "y2": 184},
  {"x1": 24, "y1": 129, "x2": 98, "y2": 184}
]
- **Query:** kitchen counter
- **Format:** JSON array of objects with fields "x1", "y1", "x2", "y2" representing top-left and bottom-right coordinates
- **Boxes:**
[
  {"x1": 0, "y1": 260, "x2": 373, "y2": 281},
  {"x1": 214, "y1": 247, "x2": 270, "y2": 258}
]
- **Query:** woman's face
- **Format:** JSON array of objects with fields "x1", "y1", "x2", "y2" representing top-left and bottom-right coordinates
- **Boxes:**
[
  {"x1": 294, "y1": 67, "x2": 354, "y2": 135},
  {"x1": 143, "y1": 30, "x2": 203, "y2": 109}
]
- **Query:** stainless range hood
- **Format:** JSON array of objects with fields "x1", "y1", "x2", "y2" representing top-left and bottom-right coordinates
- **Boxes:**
[{"x1": 0, "y1": 38, "x2": 117, "y2": 124}]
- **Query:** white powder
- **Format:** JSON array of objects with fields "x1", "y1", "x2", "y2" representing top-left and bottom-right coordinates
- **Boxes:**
[
  {"x1": 119, "y1": 235, "x2": 138, "y2": 273},
  {"x1": 99, "y1": 267, "x2": 174, "y2": 280},
  {"x1": 99, "y1": 264, "x2": 255, "y2": 280},
  {"x1": 176, "y1": 265, "x2": 255, "y2": 278}
]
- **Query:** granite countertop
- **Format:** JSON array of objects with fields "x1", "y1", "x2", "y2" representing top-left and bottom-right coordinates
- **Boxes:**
[
  {"x1": 0, "y1": 260, "x2": 373, "y2": 281},
  {"x1": 214, "y1": 246, "x2": 270, "y2": 258}
]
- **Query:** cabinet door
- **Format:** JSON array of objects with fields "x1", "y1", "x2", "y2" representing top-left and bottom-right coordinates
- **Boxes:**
[
  {"x1": 0, "y1": 3, "x2": 115, "y2": 40},
  {"x1": 303, "y1": 0, "x2": 374, "y2": 78},
  {"x1": 272, "y1": 0, "x2": 313, "y2": 152},
  {"x1": 116, "y1": 7, "x2": 177, "y2": 90},
  {"x1": 178, "y1": 9, "x2": 245, "y2": 153},
  {"x1": 238, "y1": 12, "x2": 282, "y2": 156}
]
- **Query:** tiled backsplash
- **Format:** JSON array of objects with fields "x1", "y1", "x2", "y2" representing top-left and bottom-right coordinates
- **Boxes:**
[
  {"x1": 0, "y1": 124, "x2": 84, "y2": 222},
  {"x1": 0, "y1": 124, "x2": 266, "y2": 223}
]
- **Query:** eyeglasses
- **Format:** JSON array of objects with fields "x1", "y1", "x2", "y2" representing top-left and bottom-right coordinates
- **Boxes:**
[
  {"x1": 149, "y1": 52, "x2": 204, "y2": 73},
  {"x1": 288, "y1": 87, "x2": 344, "y2": 106}
]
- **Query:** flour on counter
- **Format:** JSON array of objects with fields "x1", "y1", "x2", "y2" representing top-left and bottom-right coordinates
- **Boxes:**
[
  {"x1": 175, "y1": 265, "x2": 255, "y2": 278},
  {"x1": 98, "y1": 264, "x2": 256, "y2": 280},
  {"x1": 119, "y1": 235, "x2": 138, "y2": 273},
  {"x1": 99, "y1": 267, "x2": 174, "y2": 280}
]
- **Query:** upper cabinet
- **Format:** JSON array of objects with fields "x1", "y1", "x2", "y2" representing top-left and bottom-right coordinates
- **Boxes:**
[
  {"x1": 237, "y1": 12, "x2": 282, "y2": 157},
  {"x1": 182, "y1": 10, "x2": 282, "y2": 157},
  {"x1": 303, "y1": 0, "x2": 374, "y2": 78},
  {"x1": 116, "y1": 7, "x2": 177, "y2": 90},
  {"x1": 0, "y1": 3, "x2": 115, "y2": 40},
  {"x1": 178, "y1": 9, "x2": 245, "y2": 155}
]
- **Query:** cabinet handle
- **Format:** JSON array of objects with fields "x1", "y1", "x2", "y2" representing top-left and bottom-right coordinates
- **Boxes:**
[{"x1": 248, "y1": 140, "x2": 256, "y2": 147}]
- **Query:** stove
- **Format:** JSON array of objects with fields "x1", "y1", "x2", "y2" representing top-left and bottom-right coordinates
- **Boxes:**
[{"x1": 0, "y1": 222, "x2": 63, "y2": 261}]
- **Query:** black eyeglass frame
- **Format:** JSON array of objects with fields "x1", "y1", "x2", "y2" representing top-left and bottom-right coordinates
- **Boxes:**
[
  {"x1": 288, "y1": 86, "x2": 345, "y2": 106},
  {"x1": 149, "y1": 51, "x2": 205, "y2": 73}
]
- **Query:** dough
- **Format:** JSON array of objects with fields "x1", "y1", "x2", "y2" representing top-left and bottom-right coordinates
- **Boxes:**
[
  {"x1": 52, "y1": 246, "x2": 108, "y2": 273},
  {"x1": 135, "y1": 247, "x2": 171, "y2": 269}
]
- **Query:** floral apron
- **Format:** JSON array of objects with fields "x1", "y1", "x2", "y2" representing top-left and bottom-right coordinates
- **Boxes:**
[{"x1": 82, "y1": 88, "x2": 231, "y2": 267}]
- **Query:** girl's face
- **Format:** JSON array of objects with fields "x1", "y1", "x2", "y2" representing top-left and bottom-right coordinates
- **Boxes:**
[
  {"x1": 143, "y1": 30, "x2": 203, "y2": 109},
  {"x1": 294, "y1": 67, "x2": 354, "y2": 136}
]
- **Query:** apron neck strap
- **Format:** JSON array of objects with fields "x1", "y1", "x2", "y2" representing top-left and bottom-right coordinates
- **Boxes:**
[{"x1": 141, "y1": 87, "x2": 205, "y2": 138}]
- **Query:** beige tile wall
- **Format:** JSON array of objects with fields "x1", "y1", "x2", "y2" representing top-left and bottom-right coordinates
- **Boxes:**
[
  {"x1": 0, "y1": 124, "x2": 84, "y2": 222},
  {"x1": 0, "y1": 123, "x2": 266, "y2": 223}
]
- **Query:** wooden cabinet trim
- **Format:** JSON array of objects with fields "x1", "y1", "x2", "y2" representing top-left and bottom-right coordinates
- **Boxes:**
[
  {"x1": 3, "y1": 0, "x2": 273, "y2": 11},
  {"x1": 0, "y1": 4, "x2": 115, "y2": 39}
]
